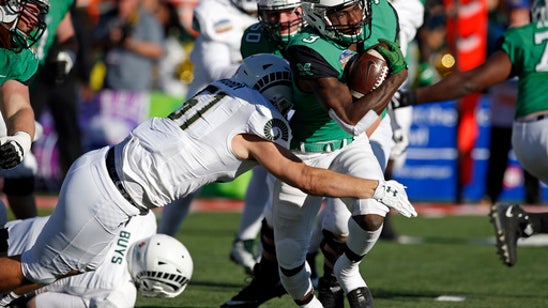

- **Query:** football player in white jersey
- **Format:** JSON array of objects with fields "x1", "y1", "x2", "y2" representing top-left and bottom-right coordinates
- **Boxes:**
[
  {"x1": 1, "y1": 212, "x2": 193, "y2": 307},
  {"x1": 186, "y1": 0, "x2": 259, "y2": 96},
  {"x1": 0, "y1": 54, "x2": 415, "y2": 302}
]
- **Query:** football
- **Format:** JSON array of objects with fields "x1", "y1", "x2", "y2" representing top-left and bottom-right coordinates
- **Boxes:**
[{"x1": 346, "y1": 44, "x2": 390, "y2": 99}]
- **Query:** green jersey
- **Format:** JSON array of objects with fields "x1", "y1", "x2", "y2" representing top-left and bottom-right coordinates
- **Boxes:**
[
  {"x1": 501, "y1": 20, "x2": 548, "y2": 118},
  {"x1": 33, "y1": 0, "x2": 75, "y2": 64},
  {"x1": 285, "y1": 0, "x2": 398, "y2": 147},
  {"x1": 240, "y1": 23, "x2": 285, "y2": 58},
  {"x1": 0, "y1": 48, "x2": 39, "y2": 86}
]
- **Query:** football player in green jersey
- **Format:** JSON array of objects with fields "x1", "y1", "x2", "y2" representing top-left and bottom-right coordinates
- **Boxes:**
[
  {"x1": 222, "y1": 0, "x2": 307, "y2": 306},
  {"x1": 391, "y1": 0, "x2": 548, "y2": 268},
  {"x1": 0, "y1": 0, "x2": 48, "y2": 171},
  {"x1": 267, "y1": 0, "x2": 409, "y2": 307}
]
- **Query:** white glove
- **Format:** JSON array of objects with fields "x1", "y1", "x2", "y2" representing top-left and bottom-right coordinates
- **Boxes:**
[
  {"x1": 0, "y1": 131, "x2": 31, "y2": 169},
  {"x1": 390, "y1": 127, "x2": 409, "y2": 159},
  {"x1": 373, "y1": 180, "x2": 417, "y2": 218}
]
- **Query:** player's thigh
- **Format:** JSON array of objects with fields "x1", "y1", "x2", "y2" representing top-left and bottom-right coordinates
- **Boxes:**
[{"x1": 512, "y1": 120, "x2": 548, "y2": 183}]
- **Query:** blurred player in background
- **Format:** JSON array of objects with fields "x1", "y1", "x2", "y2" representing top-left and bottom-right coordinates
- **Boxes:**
[
  {"x1": 380, "y1": 0, "x2": 424, "y2": 241},
  {"x1": 0, "y1": 54, "x2": 414, "y2": 305},
  {"x1": 0, "y1": 212, "x2": 193, "y2": 307},
  {"x1": 391, "y1": 0, "x2": 548, "y2": 268}
]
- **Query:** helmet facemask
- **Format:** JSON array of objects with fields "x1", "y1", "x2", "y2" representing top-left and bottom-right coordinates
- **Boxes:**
[
  {"x1": 258, "y1": 2, "x2": 304, "y2": 49},
  {"x1": 305, "y1": 0, "x2": 371, "y2": 46},
  {"x1": 0, "y1": 0, "x2": 48, "y2": 51},
  {"x1": 127, "y1": 234, "x2": 193, "y2": 299}
]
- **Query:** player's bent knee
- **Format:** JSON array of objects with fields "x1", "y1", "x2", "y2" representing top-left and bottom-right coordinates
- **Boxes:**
[{"x1": 353, "y1": 214, "x2": 384, "y2": 232}]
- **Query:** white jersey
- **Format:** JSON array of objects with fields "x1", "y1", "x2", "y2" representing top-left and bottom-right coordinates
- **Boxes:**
[
  {"x1": 117, "y1": 78, "x2": 291, "y2": 210},
  {"x1": 187, "y1": 0, "x2": 258, "y2": 96},
  {"x1": 389, "y1": 0, "x2": 424, "y2": 57},
  {"x1": 7, "y1": 213, "x2": 157, "y2": 308}
]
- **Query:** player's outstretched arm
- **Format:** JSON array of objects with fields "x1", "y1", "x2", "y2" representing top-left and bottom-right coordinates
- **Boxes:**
[{"x1": 233, "y1": 134, "x2": 416, "y2": 218}]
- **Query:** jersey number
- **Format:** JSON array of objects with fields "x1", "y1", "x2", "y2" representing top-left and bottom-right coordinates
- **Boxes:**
[
  {"x1": 535, "y1": 30, "x2": 548, "y2": 72},
  {"x1": 168, "y1": 85, "x2": 227, "y2": 130}
]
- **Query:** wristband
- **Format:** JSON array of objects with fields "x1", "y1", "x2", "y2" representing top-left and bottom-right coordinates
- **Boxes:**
[{"x1": 13, "y1": 131, "x2": 32, "y2": 156}]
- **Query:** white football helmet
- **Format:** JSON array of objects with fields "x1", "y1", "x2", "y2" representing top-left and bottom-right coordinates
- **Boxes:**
[
  {"x1": 0, "y1": 0, "x2": 49, "y2": 50},
  {"x1": 258, "y1": 0, "x2": 305, "y2": 49},
  {"x1": 303, "y1": 0, "x2": 371, "y2": 46},
  {"x1": 531, "y1": 0, "x2": 548, "y2": 22},
  {"x1": 233, "y1": 53, "x2": 293, "y2": 116},
  {"x1": 231, "y1": 0, "x2": 258, "y2": 13},
  {"x1": 127, "y1": 234, "x2": 193, "y2": 298}
]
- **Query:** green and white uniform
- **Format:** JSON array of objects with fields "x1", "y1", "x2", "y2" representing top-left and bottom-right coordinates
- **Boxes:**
[
  {"x1": 271, "y1": 0, "x2": 399, "y2": 299},
  {"x1": 502, "y1": 21, "x2": 548, "y2": 182},
  {"x1": 0, "y1": 48, "x2": 39, "y2": 178},
  {"x1": 240, "y1": 23, "x2": 285, "y2": 58},
  {"x1": 0, "y1": 49, "x2": 38, "y2": 86}
]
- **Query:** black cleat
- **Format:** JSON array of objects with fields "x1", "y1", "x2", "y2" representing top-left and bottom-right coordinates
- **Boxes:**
[
  {"x1": 347, "y1": 287, "x2": 374, "y2": 308},
  {"x1": 489, "y1": 203, "x2": 532, "y2": 267},
  {"x1": 221, "y1": 263, "x2": 286, "y2": 307},
  {"x1": 317, "y1": 275, "x2": 344, "y2": 308}
]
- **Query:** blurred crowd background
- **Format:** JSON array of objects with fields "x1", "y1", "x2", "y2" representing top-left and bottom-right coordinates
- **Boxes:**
[{"x1": 28, "y1": 0, "x2": 548, "y2": 204}]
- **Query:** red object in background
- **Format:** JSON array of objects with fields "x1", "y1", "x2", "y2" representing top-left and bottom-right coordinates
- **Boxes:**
[{"x1": 443, "y1": 0, "x2": 487, "y2": 188}]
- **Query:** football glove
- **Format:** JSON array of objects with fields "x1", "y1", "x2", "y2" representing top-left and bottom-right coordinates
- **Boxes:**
[
  {"x1": 375, "y1": 38, "x2": 407, "y2": 74},
  {"x1": 391, "y1": 89, "x2": 417, "y2": 109},
  {"x1": 373, "y1": 180, "x2": 417, "y2": 218},
  {"x1": 0, "y1": 131, "x2": 31, "y2": 170}
]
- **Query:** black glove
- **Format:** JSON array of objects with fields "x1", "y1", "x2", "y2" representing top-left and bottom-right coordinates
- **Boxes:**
[{"x1": 391, "y1": 89, "x2": 417, "y2": 109}]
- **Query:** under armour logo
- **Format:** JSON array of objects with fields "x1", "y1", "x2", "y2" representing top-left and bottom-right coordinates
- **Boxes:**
[{"x1": 385, "y1": 186, "x2": 398, "y2": 197}]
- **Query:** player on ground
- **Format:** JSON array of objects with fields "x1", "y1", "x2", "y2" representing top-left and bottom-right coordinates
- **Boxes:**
[
  {"x1": 0, "y1": 54, "x2": 415, "y2": 302},
  {"x1": 391, "y1": 0, "x2": 548, "y2": 268},
  {"x1": 0, "y1": 212, "x2": 193, "y2": 307}
]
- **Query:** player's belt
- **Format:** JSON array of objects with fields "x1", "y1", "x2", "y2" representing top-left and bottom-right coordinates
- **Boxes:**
[
  {"x1": 517, "y1": 113, "x2": 548, "y2": 122},
  {"x1": 105, "y1": 147, "x2": 148, "y2": 215},
  {"x1": 290, "y1": 138, "x2": 353, "y2": 153}
]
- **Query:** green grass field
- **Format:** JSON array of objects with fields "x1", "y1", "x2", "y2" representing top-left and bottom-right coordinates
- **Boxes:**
[
  {"x1": 131, "y1": 210, "x2": 548, "y2": 308},
  {"x1": 18, "y1": 207, "x2": 547, "y2": 307}
]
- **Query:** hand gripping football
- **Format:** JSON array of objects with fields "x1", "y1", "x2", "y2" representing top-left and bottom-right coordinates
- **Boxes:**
[{"x1": 346, "y1": 44, "x2": 390, "y2": 99}]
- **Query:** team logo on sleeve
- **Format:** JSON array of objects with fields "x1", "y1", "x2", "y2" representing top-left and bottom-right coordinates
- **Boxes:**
[
  {"x1": 264, "y1": 119, "x2": 290, "y2": 142},
  {"x1": 297, "y1": 62, "x2": 313, "y2": 76}
]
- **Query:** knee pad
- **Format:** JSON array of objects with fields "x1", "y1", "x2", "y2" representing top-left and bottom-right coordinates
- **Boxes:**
[
  {"x1": 320, "y1": 229, "x2": 346, "y2": 272},
  {"x1": 276, "y1": 237, "x2": 307, "y2": 270},
  {"x1": 3, "y1": 176, "x2": 35, "y2": 196},
  {"x1": 280, "y1": 262, "x2": 312, "y2": 300}
]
